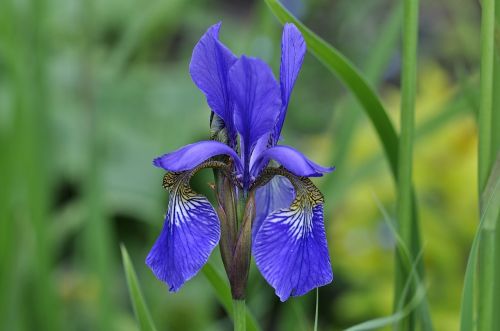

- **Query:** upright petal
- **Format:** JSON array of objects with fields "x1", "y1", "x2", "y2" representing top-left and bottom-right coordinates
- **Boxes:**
[
  {"x1": 189, "y1": 22, "x2": 238, "y2": 145},
  {"x1": 249, "y1": 133, "x2": 272, "y2": 177},
  {"x1": 253, "y1": 176, "x2": 333, "y2": 301},
  {"x1": 253, "y1": 175, "x2": 295, "y2": 239},
  {"x1": 146, "y1": 171, "x2": 220, "y2": 291},
  {"x1": 274, "y1": 23, "x2": 306, "y2": 142},
  {"x1": 251, "y1": 145, "x2": 334, "y2": 178},
  {"x1": 153, "y1": 141, "x2": 242, "y2": 173},
  {"x1": 229, "y1": 56, "x2": 281, "y2": 187}
]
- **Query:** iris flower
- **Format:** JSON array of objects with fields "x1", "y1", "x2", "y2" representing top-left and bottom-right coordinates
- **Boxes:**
[{"x1": 146, "y1": 22, "x2": 334, "y2": 301}]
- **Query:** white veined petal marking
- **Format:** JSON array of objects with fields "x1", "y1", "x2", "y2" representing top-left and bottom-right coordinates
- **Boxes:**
[
  {"x1": 161, "y1": 160, "x2": 230, "y2": 228},
  {"x1": 284, "y1": 176, "x2": 323, "y2": 239},
  {"x1": 269, "y1": 204, "x2": 313, "y2": 240},
  {"x1": 259, "y1": 175, "x2": 324, "y2": 240},
  {"x1": 252, "y1": 168, "x2": 325, "y2": 240},
  {"x1": 168, "y1": 188, "x2": 213, "y2": 227},
  {"x1": 163, "y1": 170, "x2": 216, "y2": 228}
]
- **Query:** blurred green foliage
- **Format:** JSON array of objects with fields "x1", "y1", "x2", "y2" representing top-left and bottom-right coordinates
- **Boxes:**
[{"x1": 0, "y1": 0, "x2": 483, "y2": 330}]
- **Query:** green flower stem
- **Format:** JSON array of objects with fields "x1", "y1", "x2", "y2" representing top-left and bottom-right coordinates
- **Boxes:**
[
  {"x1": 494, "y1": 0, "x2": 500, "y2": 314},
  {"x1": 395, "y1": 0, "x2": 419, "y2": 329},
  {"x1": 233, "y1": 299, "x2": 246, "y2": 331},
  {"x1": 478, "y1": 0, "x2": 495, "y2": 192},
  {"x1": 478, "y1": 0, "x2": 496, "y2": 330}
]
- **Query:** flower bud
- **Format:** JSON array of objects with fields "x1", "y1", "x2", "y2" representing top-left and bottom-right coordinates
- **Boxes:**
[
  {"x1": 228, "y1": 192, "x2": 255, "y2": 299},
  {"x1": 214, "y1": 171, "x2": 238, "y2": 275}
]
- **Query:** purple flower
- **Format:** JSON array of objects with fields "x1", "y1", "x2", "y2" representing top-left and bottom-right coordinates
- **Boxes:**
[{"x1": 146, "y1": 22, "x2": 334, "y2": 302}]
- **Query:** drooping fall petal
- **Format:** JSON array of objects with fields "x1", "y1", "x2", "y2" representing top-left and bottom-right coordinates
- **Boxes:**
[
  {"x1": 146, "y1": 171, "x2": 221, "y2": 291},
  {"x1": 253, "y1": 176, "x2": 333, "y2": 301},
  {"x1": 252, "y1": 175, "x2": 295, "y2": 239}
]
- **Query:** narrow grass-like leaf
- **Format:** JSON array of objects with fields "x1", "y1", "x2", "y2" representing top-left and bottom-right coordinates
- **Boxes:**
[
  {"x1": 476, "y1": 0, "x2": 497, "y2": 329},
  {"x1": 384, "y1": 204, "x2": 432, "y2": 331},
  {"x1": 265, "y1": 0, "x2": 399, "y2": 177},
  {"x1": 120, "y1": 245, "x2": 158, "y2": 331},
  {"x1": 477, "y1": 0, "x2": 495, "y2": 191},
  {"x1": 493, "y1": 6, "x2": 500, "y2": 158},
  {"x1": 324, "y1": 77, "x2": 478, "y2": 210},
  {"x1": 460, "y1": 158, "x2": 500, "y2": 331},
  {"x1": 0, "y1": 1, "x2": 18, "y2": 327},
  {"x1": 459, "y1": 229, "x2": 476, "y2": 331},
  {"x1": 490, "y1": 4, "x2": 500, "y2": 330},
  {"x1": 321, "y1": 1, "x2": 402, "y2": 194},
  {"x1": 344, "y1": 266, "x2": 426, "y2": 331},
  {"x1": 395, "y1": 0, "x2": 420, "y2": 329},
  {"x1": 265, "y1": 3, "x2": 431, "y2": 329},
  {"x1": 478, "y1": 159, "x2": 500, "y2": 327},
  {"x1": 344, "y1": 194, "x2": 427, "y2": 331},
  {"x1": 202, "y1": 263, "x2": 261, "y2": 331}
]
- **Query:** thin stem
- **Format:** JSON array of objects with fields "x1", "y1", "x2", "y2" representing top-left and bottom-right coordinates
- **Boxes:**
[
  {"x1": 395, "y1": 0, "x2": 419, "y2": 330},
  {"x1": 478, "y1": 232, "x2": 495, "y2": 331},
  {"x1": 490, "y1": 2, "x2": 500, "y2": 329},
  {"x1": 233, "y1": 299, "x2": 246, "y2": 331},
  {"x1": 477, "y1": 0, "x2": 496, "y2": 330},
  {"x1": 478, "y1": 0, "x2": 495, "y2": 193},
  {"x1": 314, "y1": 289, "x2": 319, "y2": 331}
]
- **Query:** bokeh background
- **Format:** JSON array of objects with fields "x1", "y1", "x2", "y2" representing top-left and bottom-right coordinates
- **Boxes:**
[{"x1": 0, "y1": 0, "x2": 481, "y2": 330}]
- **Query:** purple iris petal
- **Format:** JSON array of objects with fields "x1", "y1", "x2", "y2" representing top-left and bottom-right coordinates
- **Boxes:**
[
  {"x1": 229, "y1": 56, "x2": 281, "y2": 186},
  {"x1": 146, "y1": 187, "x2": 220, "y2": 291},
  {"x1": 253, "y1": 176, "x2": 295, "y2": 239},
  {"x1": 251, "y1": 145, "x2": 334, "y2": 178},
  {"x1": 153, "y1": 141, "x2": 242, "y2": 172},
  {"x1": 274, "y1": 23, "x2": 306, "y2": 142},
  {"x1": 253, "y1": 203, "x2": 333, "y2": 301},
  {"x1": 189, "y1": 22, "x2": 238, "y2": 145},
  {"x1": 249, "y1": 133, "x2": 272, "y2": 177}
]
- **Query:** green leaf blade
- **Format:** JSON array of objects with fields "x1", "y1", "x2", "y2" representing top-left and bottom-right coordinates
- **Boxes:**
[
  {"x1": 460, "y1": 158, "x2": 500, "y2": 331},
  {"x1": 265, "y1": 1, "x2": 431, "y2": 330},
  {"x1": 265, "y1": 0, "x2": 399, "y2": 177},
  {"x1": 120, "y1": 244, "x2": 158, "y2": 331}
]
